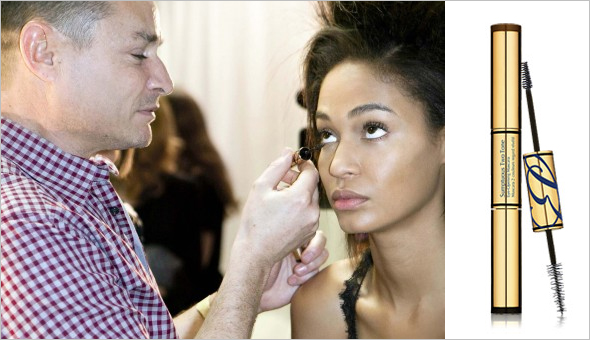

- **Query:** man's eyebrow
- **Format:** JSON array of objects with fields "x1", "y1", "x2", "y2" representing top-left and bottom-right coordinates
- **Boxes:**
[
  {"x1": 316, "y1": 103, "x2": 396, "y2": 121},
  {"x1": 135, "y1": 31, "x2": 162, "y2": 45}
]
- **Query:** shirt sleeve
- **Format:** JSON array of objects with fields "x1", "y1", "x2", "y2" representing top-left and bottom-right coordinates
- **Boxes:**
[{"x1": 1, "y1": 216, "x2": 152, "y2": 339}]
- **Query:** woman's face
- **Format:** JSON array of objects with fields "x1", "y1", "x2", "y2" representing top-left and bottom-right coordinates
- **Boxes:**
[{"x1": 315, "y1": 61, "x2": 444, "y2": 234}]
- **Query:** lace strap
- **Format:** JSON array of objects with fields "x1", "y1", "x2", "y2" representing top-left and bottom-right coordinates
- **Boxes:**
[{"x1": 338, "y1": 250, "x2": 373, "y2": 339}]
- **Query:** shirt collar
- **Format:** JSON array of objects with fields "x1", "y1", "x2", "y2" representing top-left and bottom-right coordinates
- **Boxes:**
[{"x1": 1, "y1": 117, "x2": 120, "y2": 202}]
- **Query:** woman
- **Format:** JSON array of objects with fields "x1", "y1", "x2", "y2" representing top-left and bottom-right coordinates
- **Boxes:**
[{"x1": 291, "y1": 2, "x2": 444, "y2": 338}]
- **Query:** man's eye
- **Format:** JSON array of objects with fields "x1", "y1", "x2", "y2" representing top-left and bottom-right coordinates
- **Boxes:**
[{"x1": 132, "y1": 54, "x2": 147, "y2": 60}]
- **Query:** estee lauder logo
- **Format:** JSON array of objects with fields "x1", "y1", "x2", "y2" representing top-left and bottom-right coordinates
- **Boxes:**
[{"x1": 524, "y1": 153, "x2": 563, "y2": 230}]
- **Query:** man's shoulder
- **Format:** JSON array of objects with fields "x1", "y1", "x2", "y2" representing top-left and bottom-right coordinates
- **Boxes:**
[{"x1": 1, "y1": 156, "x2": 66, "y2": 223}]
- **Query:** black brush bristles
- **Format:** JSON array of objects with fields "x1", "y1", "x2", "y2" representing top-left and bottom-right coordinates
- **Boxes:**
[
  {"x1": 547, "y1": 263, "x2": 566, "y2": 314},
  {"x1": 522, "y1": 61, "x2": 541, "y2": 151},
  {"x1": 521, "y1": 61, "x2": 533, "y2": 89}
]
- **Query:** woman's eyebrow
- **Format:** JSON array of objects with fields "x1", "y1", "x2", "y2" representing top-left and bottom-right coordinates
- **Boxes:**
[
  {"x1": 348, "y1": 103, "x2": 396, "y2": 118},
  {"x1": 316, "y1": 103, "x2": 396, "y2": 121}
]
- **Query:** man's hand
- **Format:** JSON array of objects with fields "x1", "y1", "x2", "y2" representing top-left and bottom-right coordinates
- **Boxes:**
[
  {"x1": 189, "y1": 149, "x2": 323, "y2": 339},
  {"x1": 259, "y1": 231, "x2": 329, "y2": 312},
  {"x1": 232, "y1": 148, "x2": 321, "y2": 267}
]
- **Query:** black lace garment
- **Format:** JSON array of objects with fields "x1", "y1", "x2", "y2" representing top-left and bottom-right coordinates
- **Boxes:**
[{"x1": 339, "y1": 250, "x2": 373, "y2": 339}]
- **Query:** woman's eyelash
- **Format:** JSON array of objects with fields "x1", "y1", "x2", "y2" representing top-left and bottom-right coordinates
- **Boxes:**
[
  {"x1": 316, "y1": 129, "x2": 328, "y2": 138},
  {"x1": 316, "y1": 129, "x2": 335, "y2": 141},
  {"x1": 363, "y1": 121, "x2": 388, "y2": 132},
  {"x1": 315, "y1": 121, "x2": 389, "y2": 142}
]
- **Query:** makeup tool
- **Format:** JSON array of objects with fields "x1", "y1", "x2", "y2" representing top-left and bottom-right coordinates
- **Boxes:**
[
  {"x1": 491, "y1": 23, "x2": 522, "y2": 314},
  {"x1": 521, "y1": 61, "x2": 565, "y2": 314},
  {"x1": 292, "y1": 145, "x2": 323, "y2": 166}
]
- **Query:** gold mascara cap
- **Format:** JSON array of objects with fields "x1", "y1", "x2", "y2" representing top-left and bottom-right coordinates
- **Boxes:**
[
  {"x1": 523, "y1": 151, "x2": 564, "y2": 232},
  {"x1": 491, "y1": 24, "x2": 521, "y2": 131},
  {"x1": 491, "y1": 24, "x2": 521, "y2": 33}
]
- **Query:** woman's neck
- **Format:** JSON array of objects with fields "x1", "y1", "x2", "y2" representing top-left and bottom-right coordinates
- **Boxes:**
[{"x1": 366, "y1": 200, "x2": 445, "y2": 306}]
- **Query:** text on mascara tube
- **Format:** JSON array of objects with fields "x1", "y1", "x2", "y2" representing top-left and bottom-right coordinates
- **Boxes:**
[{"x1": 492, "y1": 133, "x2": 519, "y2": 205}]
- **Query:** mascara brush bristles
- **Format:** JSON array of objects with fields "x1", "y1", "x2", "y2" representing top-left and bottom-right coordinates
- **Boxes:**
[
  {"x1": 547, "y1": 263, "x2": 566, "y2": 314},
  {"x1": 521, "y1": 61, "x2": 532, "y2": 89},
  {"x1": 521, "y1": 61, "x2": 541, "y2": 151}
]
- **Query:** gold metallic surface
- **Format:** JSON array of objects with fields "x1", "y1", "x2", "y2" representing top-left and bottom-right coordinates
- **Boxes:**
[
  {"x1": 491, "y1": 24, "x2": 521, "y2": 312},
  {"x1": 492, "y1": 31, "x2": 520, "y2": 130},
  {"x1": 492, "y1": 208, "x2": 521, "y2": 308}
]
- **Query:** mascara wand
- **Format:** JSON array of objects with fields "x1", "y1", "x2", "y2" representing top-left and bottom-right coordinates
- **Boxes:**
[
  {"x1": 521, "y1": 61, "x2": 566, "y2": 314},
  {"x1": 290, "y1": 144, "x2": 325, "y2": 262}
]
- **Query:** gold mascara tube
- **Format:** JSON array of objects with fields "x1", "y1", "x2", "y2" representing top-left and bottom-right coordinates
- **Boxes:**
[{"x1": 491, "y1": 23, "x2": 521, "y2": 314}]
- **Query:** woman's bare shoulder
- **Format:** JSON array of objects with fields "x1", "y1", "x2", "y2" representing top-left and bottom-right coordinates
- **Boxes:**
[{"x1": 290, "y1": 258, "x2": 355, "y2": 338}]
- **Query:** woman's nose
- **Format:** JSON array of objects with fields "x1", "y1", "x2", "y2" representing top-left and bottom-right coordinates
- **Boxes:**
[{"x1": 328, "y1": 140, "x2": 360, "y2": 179}]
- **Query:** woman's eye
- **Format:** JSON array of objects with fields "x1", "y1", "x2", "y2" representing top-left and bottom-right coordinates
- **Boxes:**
[
  {"x1": 364, "y1": 123, "x2": 388, "y2": 139},
  {"x1": 318, "y1": 130, "x2": 337, "y2": 144}
]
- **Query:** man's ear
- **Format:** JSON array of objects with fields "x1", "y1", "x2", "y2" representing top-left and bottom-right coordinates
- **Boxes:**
[{"x1": 20, "y1": 21, "x2": 58, "y2": 81}]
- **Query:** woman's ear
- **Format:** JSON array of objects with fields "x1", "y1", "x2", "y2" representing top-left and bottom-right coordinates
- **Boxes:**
[{"x1": 20, "y1": 21, "x2": 57, "y2": 81}]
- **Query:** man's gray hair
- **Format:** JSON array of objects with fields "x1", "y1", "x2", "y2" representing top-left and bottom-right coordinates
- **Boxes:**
[
  {"x1": 1, "y1": 1, "x2": 113, "y2": 83},
  {"x1": 1, "y1": 1, "x2": 113, "y2": 49}
]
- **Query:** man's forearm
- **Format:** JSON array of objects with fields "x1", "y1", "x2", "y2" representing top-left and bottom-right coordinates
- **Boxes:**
[
  {"x1": 197, "y1": 246, "x2": 270, "y2": 339},
  {"x1": 173, "y1": 243, "x2": 271, "y2": 339}
]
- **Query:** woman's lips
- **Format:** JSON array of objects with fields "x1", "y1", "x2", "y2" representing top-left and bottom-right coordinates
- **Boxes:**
[{"x1": 332, "y1": 190, "x2": 368, "y2": 211}]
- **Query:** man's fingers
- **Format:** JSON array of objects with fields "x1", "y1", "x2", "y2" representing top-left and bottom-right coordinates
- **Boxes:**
[
  {"x1": 288, "y1": 247, "x2": 329, "y2": 286},
  {"x1": 289, "y1": 160, "x2": 319, "y2": 194},
  {"x1": 255, "y1": 148, "x2": 294, "y2": 189},
  {"x1": 279, "y1": 169, "x2": 300, "y2": 187},
  {"x1": 300, "y1": 230, "x2": 326, "y2": 263}
]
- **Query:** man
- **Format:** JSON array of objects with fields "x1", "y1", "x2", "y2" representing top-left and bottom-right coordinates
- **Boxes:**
[{"x1": 1, "y1": 2, "x2": 327, "y2": 338}]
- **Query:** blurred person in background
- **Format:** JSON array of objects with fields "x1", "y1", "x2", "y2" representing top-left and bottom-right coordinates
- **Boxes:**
[
  {"x1": 113, "y1": 95, "x2": 226, "y2": 315},
  {"x1": 169, "y1": 90, "x2": 238, "y2": 297}
]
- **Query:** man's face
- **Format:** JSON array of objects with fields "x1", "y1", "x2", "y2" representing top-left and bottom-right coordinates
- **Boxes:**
[{"x1": 50, "y1": 1, "x2": 173, "y2": 156}]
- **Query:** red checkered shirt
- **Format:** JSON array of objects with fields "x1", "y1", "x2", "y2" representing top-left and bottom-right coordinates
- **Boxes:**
[{"x1": 1, "y1": 117, "x2": 177, "y2": 338}]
